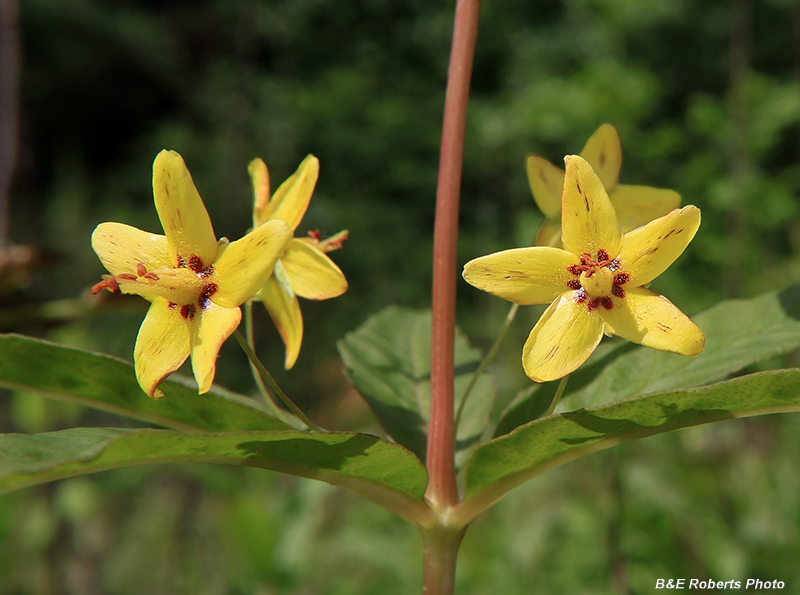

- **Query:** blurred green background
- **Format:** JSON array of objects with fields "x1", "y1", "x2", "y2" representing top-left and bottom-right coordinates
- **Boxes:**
[{"x1": 2, "y1": 0, "x2": 800, "y2": 592}]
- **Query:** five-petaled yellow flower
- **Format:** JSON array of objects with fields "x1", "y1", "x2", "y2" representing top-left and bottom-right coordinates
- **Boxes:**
[
  {"x1": 249, "y1": 155, "x2": 348, "y2": 369},
  {"x1": 464, "y1": 155, "x2": 705, "y2": 382},
  {"x1": 91, "y1": 150, "x2": 292, "y2": 397},
  {"x1": 527, "y1": 124, "x2": 681, "y2": 247}
]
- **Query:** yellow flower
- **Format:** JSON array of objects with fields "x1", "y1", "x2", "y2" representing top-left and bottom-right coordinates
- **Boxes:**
[
  {"x1": 527, "y1": 124, "x2": 681, "y2": 246},
  {"x1": 463, "y1": 155, "x2": 705, "y2": 383},
  {"x1": 249, "y1": 155, "x2": 348, "y2": 369},
  {"x1": 91, "y1": 150, "x2": 292, "y2": 397}
]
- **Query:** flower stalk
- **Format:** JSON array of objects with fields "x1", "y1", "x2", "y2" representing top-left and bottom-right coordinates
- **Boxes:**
[{"x1": 427, "y1": 0, "x2": 481, "y2": 513}]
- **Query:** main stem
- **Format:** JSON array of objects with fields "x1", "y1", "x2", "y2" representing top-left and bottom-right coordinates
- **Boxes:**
[{"x1": 427, "y1": 0, "x2": 481, "y2": 514}]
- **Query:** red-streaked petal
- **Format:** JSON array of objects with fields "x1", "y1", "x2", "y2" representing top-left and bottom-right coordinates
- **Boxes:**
[
  {"x1": 599, "y1": 286, "x2": 705, "y2": 356},
  {"x1": 152, "y1": 150, "x2": 218, "y2": 268},
  {"x1": 526, "y1": 154, "x2": 564, "y2": 219},
  {"x1": 280, "y1": 239, "x2": 348, "y2": 300},
  {"x1": 261, "y1": 275, "x2": 304, "y2": 369},
  {"x1": 263, "y1": 155, "x2": 319, "y2": 231},
  {"x1": 561, "y1": 155, "x2": 622, "y2": 259},
  {"x1": 91, "y1": 222, "x2": 172, "y2": 276},
  {"x1": 134, "y1": 297, "x2": 191, "y2": 398},
  {"x1": 462, "y1": 247, "x2": 579, "y2": 306},
  {"x1": 211, "y1": 219, "x2": 292, "y2": 308},
  {"x1": 579, "y1": 123, "x2": 622, "y2": 191},
  {"x1": 522, "y1": 293, "x2": 605, "y2": 382},
  {"x1": 617, "y1": 205, "x2": 701, "y2": 287},
  {"x1": 189, "y1": 302, "x2": 242, "y2": 394}
]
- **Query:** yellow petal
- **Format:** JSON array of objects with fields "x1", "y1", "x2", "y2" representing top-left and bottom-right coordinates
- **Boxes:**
[
  {"x1": 189, "y1": 302, "x2": 242, "y2": 394},
  {"x1": 599, "y1": 287, "x2": 705, "y2": 356},
  {"x1": 533, "y1": 218, "x2": 563, "y2": 248},
  {"x1": 249, "y1": 157, "x2": 271, "y2": 228},
  {"x1": 134, "y1": 297, "x2": 191, "y2": 398},
  {"x1": 617, "y1": 205, "x2": 701, "y2": 286},
  {"x1": 526, "y1": 155, "x2": 564, "y2": 219},
  {"x1": 91, "y1": 222, "x2": 173, "y2": 276},
  {"x1": 261, "y1": 275, "x2": 304, "y2": 369},
  {"x1": 610, "y1": 184, "x2": 682, "y2": 233},
  {"x1": 579, "y1": 124, "x2": 622, "y2": 191},
  {"x1": 152, "y1": 150, "x2": 218, "y2": 269},
  {"x1": 264, "y1": 155, "x2": 319, "y2": 230},
  {"x1": 211, "y1": 219, "x2": 293, "y2": 308},
  {"x1": 522, "y1": 293, "x2": 605, "y2": 382},
  {"x1": 462, "y1": 247, "x2": 579, "y2": 306},
  {"x1": 280, "y1": 239, "x2": 348, "y2": 300},
  {"x1": 561, "y1": 155, "x2": 622, "y2": 259}
]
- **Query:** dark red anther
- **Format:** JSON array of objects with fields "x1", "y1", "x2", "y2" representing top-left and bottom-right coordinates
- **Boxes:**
[
  {"x1": 574, "y1": 287, "x2": 588, "y2": 304},
  {"x1": 596, "y1": 249, "x2": 609, "y2": 262},
  {"x1": 117, "y1": 273, "x2": 138, "y2": 281},
  {"x1": 612, "y1": 285, "x2": 626, "y2": 298},
  {"x1": 308, "y1": 229, "x2": 322, "y2": 241},
  {"x1": 601, "y1": 297, "x2": 614, "y2": 310},
  {"x1": 136, "y1": 262, "x2": 147, "y2": 277},
  {"x1": 613, "y1": 272, "x2": 630, "y2": 285},
  {"x1": 587, "y1": 298, "x2": 599, "y2": 312},
  {"x1": 168, "y1": 301, "x2": 177, "y2": 309},
  {"x1": 198, "y1": 266, "x2": 214, "y2": 279},
  {"x1": 198, "y1": 283, "x2": 218, "y2": 309},
  {"x1": 568, "y1": 264, "x2": 582, "y2": 276},
  {"x1": 180, "y1": 304, "x2": 196, "y2": 320},
  {"x1": 142, "y1": 272, "x2": 160, "y2": 280},
  {"x1": 607, "y1": 259, "x2": 620, "y2": 272},
  {"x1": 177, "y1": 255, "x2": 186, "y2": 268},
  {"x1": 567, "y1": 279, "x2": 582, "y2": 290},
  {"x1": 92, "y1": 276, "x2": 121, "y2": 295},
  {"x1": 188, "y1": 255, "x2": 204, "y2": 273}
]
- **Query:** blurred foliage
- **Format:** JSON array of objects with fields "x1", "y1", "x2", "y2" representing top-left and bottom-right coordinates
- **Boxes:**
[{"x1": 2, "y1": 0, "x2": 800, "y2": 592}]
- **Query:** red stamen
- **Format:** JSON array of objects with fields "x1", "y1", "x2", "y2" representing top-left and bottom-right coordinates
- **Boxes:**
[
  {"x1": 587, "y1": 298, "x2": 599, "y2": 312},
  {"x1": 188, "y1": 255, "x2": 204, "y2": 273},
  {"x1": 142, "y1": 272, "x2": 160, "y2": 280},
  {"x1": 567, "y1": 280, "x2": 582, "y2": 290},
  {"x1": 198, "y1": 266, "x2": 214, "y2": 279},
  {"x1": 198, "y1": 283, "x2": 218, "y2": 309},
  {"x1": 168, "y1": 301, "x2": 177, "y2": 309},
  {"x1": 307, "y1": 229, "x2": 322, "y2": 241},
  {"x1": 614, "y1": 272, "x2": 630, "y2": 285},
  {"x1": 117, "y1": 273, "x2": 138, "y2": 281},
  {"x1": 180, "y1": 304, "x2": 196, "y2": 320},
  {"x1": 568, "y1": 264, "x2": 582, "y2": 276},
  {"x1": 136, "y1": 262, "x2": 147, "y2": 277},
  {"x1": 177, "y1": 255, "x2": 186, "y2": 268},
  {"x1": 601, "y1": 297, "x2": 614, "y2": 310},
  {"x1": 612, "y1": 285, "x2": 626, "y2": 298},
  {"x1": 597, "y1": 249, "x2": 609, "y2": 261},
  {"x1": 574, "y1": 287, "x2": 588, "y2": 304}
]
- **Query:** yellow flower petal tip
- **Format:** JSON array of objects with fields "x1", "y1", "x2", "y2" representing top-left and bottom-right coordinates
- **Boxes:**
[
  {"x1": 466, "y1": 157, "x2": 703, "y2": 383},
  {"x1": 528, "y1": 125, "x2": 682, "y2": 246},
  {"x1": 93, "y1": 151, "x2": 292, "y2": 398},
  {"x1": 250, "y1": 156, "x2": 347, "y2": 368}
]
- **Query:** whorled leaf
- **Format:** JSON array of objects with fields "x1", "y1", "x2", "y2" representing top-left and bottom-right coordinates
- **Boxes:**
[
  {"x1": 496, "y1": 285, "x2": 800, "y2": 436},
  {"x1": 0, "y1": 428, "x2": 433, "y2": 525},
  {"x1": 337, "y1": 306, "x2": 494, "y2": 466},
  {"x1": 0, "y1": 334, "x2": 300, "y2": 432},
  {"x1": 456, "y1": 369, "x2": 800, "y2": 526}
]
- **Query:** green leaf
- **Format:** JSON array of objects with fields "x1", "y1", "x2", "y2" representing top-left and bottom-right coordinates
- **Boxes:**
[
  {"x1": 337, "y1": 306, "x2": 495, "y2": 465},
  {"x1": 0, "y1": 428, "x2": 432, "y2": 525},
  {"x1": 456, "y1": 369, "x2": 800, "y2": 526},
  {"x1": 496, "y1": 285, "x2": 800, "y2": 435},
  {"x1": 0, "y1": 334, "x2": 298, "y2": 432}
]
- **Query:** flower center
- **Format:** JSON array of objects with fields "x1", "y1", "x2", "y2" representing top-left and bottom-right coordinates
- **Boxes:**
[
  {"x1": 92, "y1": 255, "x2": 219, "y2": 318},
  {"x1": 565, "y1": 249, "x2": 630, "y2": 311}
]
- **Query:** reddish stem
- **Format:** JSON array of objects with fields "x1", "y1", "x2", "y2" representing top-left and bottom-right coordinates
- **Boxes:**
[{"x1": 427, "y1": 0, "x2": 481, "y2": 511}]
